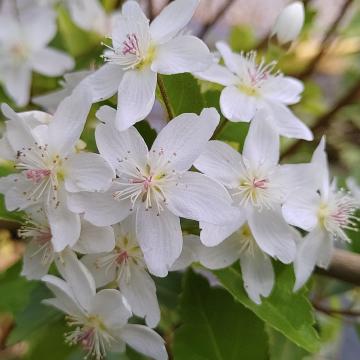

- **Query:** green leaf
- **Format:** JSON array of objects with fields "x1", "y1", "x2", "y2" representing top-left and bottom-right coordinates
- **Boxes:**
[
  {"x1": 267, "y1": 326, "x2": 309, "y2": 360},
  {"x1": 214, "y1": 264, "x2": 320, "y2": 353},
  {"x1": 157, "y1": 74, "x2": 204, "y2": 116},
  {"x1": 229, "y1": 26, "x2": 256, "y2": 52},
  {"x1": 173, "y1": 270, "x2": 268, "y2": 360}
]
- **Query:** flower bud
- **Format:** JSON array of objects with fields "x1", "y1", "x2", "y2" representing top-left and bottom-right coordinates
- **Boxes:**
[{"x1": 271, "y1": 2, "x2": 305, "y2": 45}]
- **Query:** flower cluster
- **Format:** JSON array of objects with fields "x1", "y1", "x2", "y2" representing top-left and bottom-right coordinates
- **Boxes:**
[{"x1": 0, "y1": 1, "x2": 358, "y2": 359}]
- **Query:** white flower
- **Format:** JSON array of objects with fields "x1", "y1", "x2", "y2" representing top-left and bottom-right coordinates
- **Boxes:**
[
  {"x1": 89, "y1": 0, "x2": 212, "y2": 130},
  {"x1": 282, "y1": 137, "x2": 359, "y2": 291},
  {"x1": 20, "y1": 206, "x2": 115, "y2": 280},
  {"x1": 43, "y1": 250, "x2": 168, "y2": 360},
  {"x1": 32, "y1": 70, "x2": 93, "y2": 113},
  {"x1": 196, "y1": 42, "x2": 313, "y2": 140},
  {"x1": 81, "y1": 216, "x2": 160, "y2": 328},
  {"x1": 0, "y1": 91, "x2": 115, "y2": 251},
  {"x1": 271, "y1": 1, "x2": 305, "y2": 45},
  {"x1": 68, "y1": 107, "x2": 237, "y2": 277},
  {"x1": 0, "y1": 6, "x2": 74, "y2": 106},
  {"x1": 194, "y1": 110, "x2": 316, "y2": 264}
]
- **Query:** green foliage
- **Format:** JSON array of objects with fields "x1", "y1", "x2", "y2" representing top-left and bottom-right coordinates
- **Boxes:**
[
  {"x1": 173, "y1": 270, "x2": 268, "y2": 360},
  {"x1": 214, "y1": 264, "x2": 321, "y2": 353},
  {"x1": 229, "y1": 26, "x2": 256, "y2": 52},
  {"x1": 157, "y1": 74, "x2": 205, "y2": 116}
]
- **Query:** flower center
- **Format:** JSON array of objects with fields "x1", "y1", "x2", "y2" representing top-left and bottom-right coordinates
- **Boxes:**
[
  {"x1": 237, "y1": 224, "x2": 258, "y2": 256},
  {"x1": 9, "y1": 43, "x2": 29, "y2": 63},
  {"x1": 318, "y1": 191, "x2": 358, "y2": 241}
]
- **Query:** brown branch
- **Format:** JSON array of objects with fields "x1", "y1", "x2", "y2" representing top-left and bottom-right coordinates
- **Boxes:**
[
  {"x1": 315, "y1": 248, "x2": 360, "y2": 287},
  {"x1": 148, "y1": 0, "x2": 156, "y2": 21},
  {"x1": 197, "y1": 0, "x2": 234, "y2": 39},
  {"x1": 298, "y1": 0, "x2": 354, "y2": 79},
  {"x1": 280, "y1": 78, "x2": 360, "y2": 160},
  {"x1": 313, "y1": 302, "x2": 360, "y2": 317}
]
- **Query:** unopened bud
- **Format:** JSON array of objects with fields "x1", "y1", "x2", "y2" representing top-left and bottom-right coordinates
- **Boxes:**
[{"x1": 271, "y1": 2, "x2": 305, "y2": 45}]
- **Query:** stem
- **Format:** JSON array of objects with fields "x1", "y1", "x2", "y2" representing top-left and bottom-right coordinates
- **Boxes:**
[
  {"x1": 313, "y1": 302, "x2": 360, "y2": 318},
  {"x1": 298, "y1": 0, "x2": 353, "y2": 79},
  {"x1": 197, "y1": 0, "x2": 234, "y2": 39},
  {"x1": 157, "y1": 75, "x2": 175, "y2": 121},
  {"x1": 212, "y1": 117, "x2": 228, "y2": 139},
  {"x1": 280, "y1": 78, "x2": 360, "y2": 159}
]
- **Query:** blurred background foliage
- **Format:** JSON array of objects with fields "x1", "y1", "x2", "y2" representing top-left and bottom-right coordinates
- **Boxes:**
[{"x1": 0, "y1": 0, "x2": 359, "y2": 359}]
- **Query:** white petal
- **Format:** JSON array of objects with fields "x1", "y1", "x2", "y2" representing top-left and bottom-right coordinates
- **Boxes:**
[
  {"x1": 2, "y1": 65, "x2": 31, "y2": 107},
  {"x1": 0, "y1": 135, "x2": 15, "y2": 161},
  {"x1": 47, "y1": 198, "x2": 81, "y2": 252},
  {"x1": 116, "y1": 68, "x2": 157, "y2": 130},
  {"x1": 31, "y1": 48, "x2": 74, "y2": 76},
  {"x1": 72, "y1": 220, "x2": 115, "y2": 254},
  {"x1": 81, "y1": 254, "x2": 117, "y2": 288},
  {"x1": 195, "y1": 63, "x2": 238, "y2": 86},
  {"x1": 67, "y1": 186, "x2": 132, "y2": 226},
  {"x1": 136, "y1": 206, "x2": 182, "y2": 277},
  {"x1": 119, "y1": 324, "x2": 167, "y2": 360},
  {"x1": 48, "y1": 89, "x2": 92, "y2": 155},
  {"x1": 282, "y1": 192, "x2": 320, "y2": 231},
  {"x1": 239, "y1": 249, "x2": 274, "y2": 304},
  {"x1": 194, "y1": 140, "x2": 243, "y2": 188},
  {"x1": 216, "y1": 42, "x2": 242, "y2": 75},
  {"x1": 294, "y1": 227, "x2": 331, "y2": 291},
  {"x1": 261, "y1": 76, "x2": 304, "y2": 105},
  {"x1": 89, "y1": 64, "x2": 124, "y2": 102},
  {"x1": 198, "y1": 235, "x2": 240, "y2": 269},
  {"x1": 171, "y1": 234, "x2": 202, "y2": 271},
  {"x1": 64, "y1": 152, "x2": 114, "y2": 193},
  {"x1": 247, "y1": 207, "x2": 296, "y2": 264},
  {"x1": 55, "y1": 249, "x2": 96, "y2": 311},
  {"x1": 95, "y1": 118, "x2": 148, "y2": 171},
  {"x1": 311, "y1": 136, "x2": 330, "y2": 199},
  {"x1": 150, "y1": 0, "x2": 199, "y2": 44},
  {"x1": 220, "y1": 86, "x2": 257, "y2": 122},
  {"x1": 166, "y1": 172, "x2": 237, "y2": 225},
  {"x1": 32, "y1": 88, "x2": 70, "y2": 114},
  {"x1": 42, "y1": 274, "x2": 84, "y2": 317},
  {"x1": 316, "y1": 234, "x2": 333, "y2": 269},
  {"x1": 22, "y1": 7, "x2": 57, "y2": 50},
  {"x1": 150, "y1": 108, "x2": 220, "y2": 172},
  {"x1": 242, "y1": 109, "x2": 279, "y2": 168},
  {"x1": 89, "y1": 289, "x2": 131, "y2": 329},
  {"x1": 122, "y1": 1, "x2": 148, "y2": 20},
  {"x1": 151, "y1": 35, "x2": 212, "y2": 74},
  {"x1": 119, "y1": 263, "x2": 160, "y2": 328},
  {"x1": 200, "y1": 211, "x2": 245, "y2": 246},
  {"x1": 266, "y1": 101, "x2": 313, "y2": 140},
  {"x1": 21, "y1": 239, "x2": 53, "y2": 280}
]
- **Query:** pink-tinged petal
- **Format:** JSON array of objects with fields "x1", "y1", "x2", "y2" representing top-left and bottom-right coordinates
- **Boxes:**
[
  {"x1": 242, "y1": 110, "x2": 279, "y2": 168},
  {"x1": 150, "y1": 108, "x2": 220, "y2": 172},
  {"x1": 195, "y1": 63, "x2": 238, "y2": 86},
  {"x1": 89, "y1": 64, "x2": 124, "y2": 102},
  {"x1": 119, "y1": 263, "x2": 160, "y2": 328},
  {"x1": 150, "y1": 0, "x2": 199, "y2": 44},
  {"x1": 118, "y1": 324, "x2": 167, "y2": 360},
  {"x1": 247, "y1": 207, "x2": 297, "y2": 264},
  {"x1": 64, "y1": 152, "x2": 115, "y2": 193},
  {"x1": 151, "y1": 35, "x2": 212, "y2": 74},
  {"x1": 194, "y1": 140, "x2": 243, "y2": 188},
  {"x1": 116, "y1": 68, "x2": 157, "y2": 130},
  {"x1": 136, "y1": 206, "x2": 182, "y2": 277},
  {"x1": 266, "y1": 101, "x2": 313, "y2": 140},
  {"x1": 166, "y1": 172, "x2": 237, "y2": 225},
  {"x1": 220, "y1": 86, "x2": 258, "y2": 122},
  {"x1": 31, "y1": 48, "x2": 74, "y2": 76},
  {"x1": 239, "y1": 248, "x2": 274, "y2": 304}
]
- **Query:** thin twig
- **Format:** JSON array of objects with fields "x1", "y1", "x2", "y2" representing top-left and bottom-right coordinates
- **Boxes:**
[
  {"x1": 313, "y1": 302, "x2": 360, "y2": 317},
  {"x1": 298, "y1": 0, "x2": 354, "y2": 79},
  {"x1": 281, "y1": 78, "x2": 360, "y2": 160},
  {"x1": 197, "y1": 0, "x2": 234, "y2": 39},
  {"x1": 157, "y1": 75, "x2": 174, "y2": 121}
]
